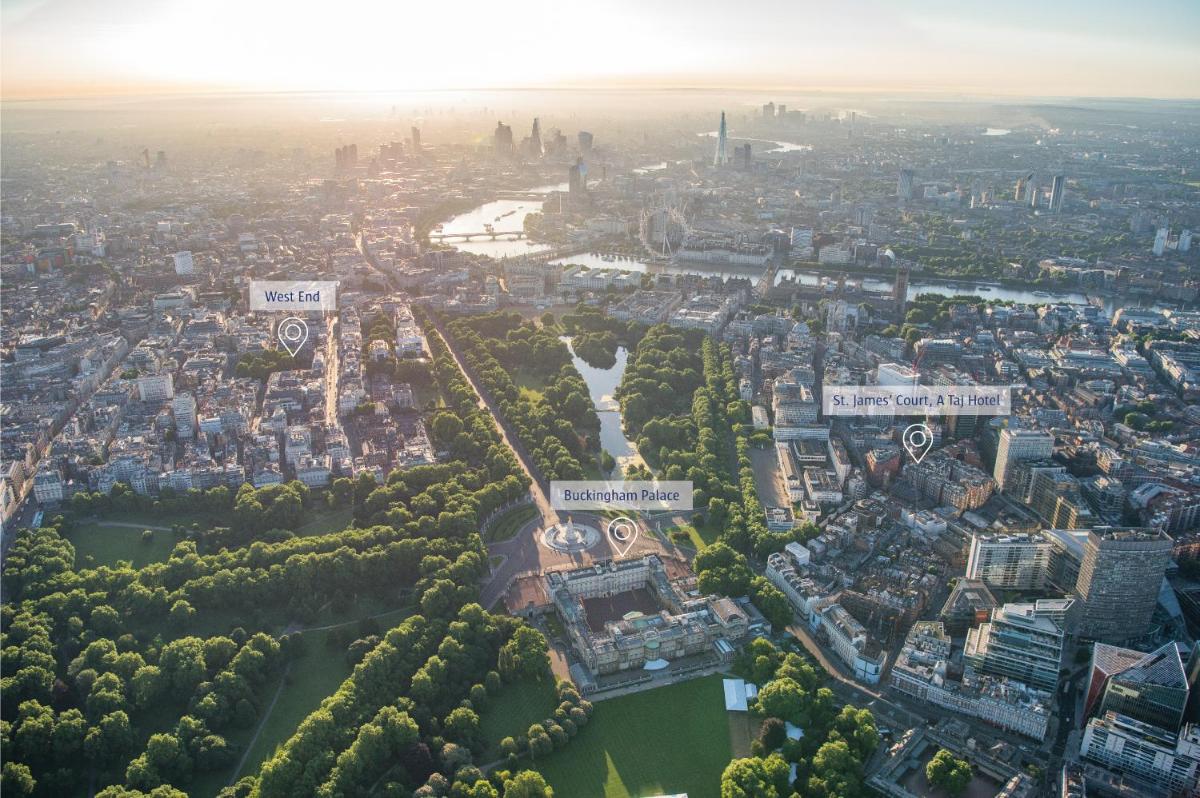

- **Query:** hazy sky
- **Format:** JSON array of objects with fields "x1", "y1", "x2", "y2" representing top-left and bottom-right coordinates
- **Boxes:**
[{"x1": 3, "y1": 0, "x2": 1198, "y2": 100}]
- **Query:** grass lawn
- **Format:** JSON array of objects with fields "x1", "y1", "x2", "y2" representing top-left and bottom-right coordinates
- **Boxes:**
[
  {"x1": 535, "y1": 674, "x2": 733, "y2": 798},
  {"x1": 479, "y1": 677, "x2": 559, "y2": 759},
  {"x1": 666, "y1": 519, "x2": 721, "y2": 551},
  {"x1": 67, "y1": 523, "x2": 181, "y2": 569},
  {"x1": 231, "y1": 616, "x2": 383, "y2": 782},
  {"x1": 513, "y1": 369, "x2": 550, "y2": 402},
  {"x1": 293, "y1": 506, "x2": 354, "y2": 538},
  {"x1": 485, "y1": 504, "x2": 538, "y2": 543},
  {"x1": 413, "y1": 382, "x2": 444, "y2": 410}
]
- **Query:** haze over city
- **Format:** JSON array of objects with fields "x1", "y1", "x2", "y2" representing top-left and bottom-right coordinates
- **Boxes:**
[{"x1": 3, "y1": 0, "x2": 1199, "y2": 99}]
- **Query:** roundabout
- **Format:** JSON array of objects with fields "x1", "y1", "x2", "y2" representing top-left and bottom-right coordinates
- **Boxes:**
[{"x1": 541, "y1": 515, "x2": 603, "y2": 553}]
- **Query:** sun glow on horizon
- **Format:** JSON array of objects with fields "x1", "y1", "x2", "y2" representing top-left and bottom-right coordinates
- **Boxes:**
[{"x1": 3, "y1": 0, "x2": 1199, "y2": 100}]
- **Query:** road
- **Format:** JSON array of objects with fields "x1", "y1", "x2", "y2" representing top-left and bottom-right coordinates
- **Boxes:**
[
  {"x1": 786, "y1": 619, "x2": 922, "y2": 728},
  {"x1": 431, "y1": 315, "x2": 557, "y2": 529},
  {"x1": 749, "y1": 446, "x2": 789, "y2": 507},
  {"x1": 324, "y1": 315, "x2": 339, "y2": 424}
]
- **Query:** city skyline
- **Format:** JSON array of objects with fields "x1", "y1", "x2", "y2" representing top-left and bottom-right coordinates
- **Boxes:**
[{"x1": 3, "y1": 0, "x2": 1199, "y2": 100}]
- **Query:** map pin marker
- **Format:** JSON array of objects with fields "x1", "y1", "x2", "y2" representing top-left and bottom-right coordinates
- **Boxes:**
[
  {"x1": 607, "y1": 516, "x2": 639, "y2": 557},
  {"x1": 902, "y1": 423, "x2": 934, "y2": 464},
  {"x1": 278, "y1": 317, "x2": 309, "y2": 358}
]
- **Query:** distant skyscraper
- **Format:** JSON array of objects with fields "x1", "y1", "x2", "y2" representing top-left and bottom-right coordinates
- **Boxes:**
[
  {"x1": 1027, "y1": 175, "x2": 1040, "y2": 209},
  {"x1": 1049, "y1": 174, "x2": 1066, "y2": 212},
  {"x1": 763, "y1": 101, "x2": 776, "y2": 118},
  {"x1": 778, "y1": 104, "x2": 787, "y2": 117},
  {"x1": 568, "y1": 157, "x2": 587, "y2": 196},
  {"x1": 493, "y1": 122, "x2": 513, "y2": 154},
  {"x1": 1154, "y1": 226, "x2": 1170, "y2": 256},
  {"x1": 1180, "y1": 229, "x2": 1193, "y2": 252},
  {"x1": 1014, "y1": 173, "x2": 1032, "y2": 202},
  {"x1": 897, "y1": 169, "x2": 915, "y2": 200},
  {"x1": 410, "y1": 126, "x2": 421, "y2": 151},
  {"x1": 738, "y1": 142, "x2": 752, "y2": 170},
  {"x1": 893, "y1": 264, "x2": 909, "y2": 316},
  {"x1": 993, "y1": 427, "x2": 1054, "y2": 492},
  {"x1": 335, "y1": 144, "x2": 357, "y2": 171},
  {"x1": 529, "y1": 118, "x2": 543, "y2": 157},
  {"x1": 713, "y1": 111, "x2": 729, "y2": 167},
  {"x1": 578, "y1": 131, "x2": 593, "y2": 153},
  {"x1": 1075, "y1": 527, "x2": 1173, "y2": 644}
]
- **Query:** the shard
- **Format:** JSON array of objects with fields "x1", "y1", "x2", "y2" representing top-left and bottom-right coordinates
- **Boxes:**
[{"x1": 713, "y1": 111, "x2": 728, "y2": 167}]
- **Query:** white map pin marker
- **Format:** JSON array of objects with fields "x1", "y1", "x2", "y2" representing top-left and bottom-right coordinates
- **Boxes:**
[
  {"x1": 278, "y1": 317, "x2": 309, "y2": 357},
  {"x1": 902, "y1": 423, "x2": 934, "y2": 464},
  {"x1": 607, "y1": 516, "x2": 639, "y2": 557}
]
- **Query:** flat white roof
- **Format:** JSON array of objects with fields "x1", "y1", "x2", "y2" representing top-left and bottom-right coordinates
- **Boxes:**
[
  {"x1": 723, "y1": 678, "x2": 758, "y2": 711},
  {"x1": 723, "y1": 678, "x2": 748, "y2": 711}
]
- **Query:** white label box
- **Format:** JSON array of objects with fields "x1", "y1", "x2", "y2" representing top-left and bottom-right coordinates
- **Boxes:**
[
  {"x1": 249, "y1": 280, "x2": 338, "y2": 312},
  {"x1": 550, "y1": 480, "x2": 693, "y2": 512}
]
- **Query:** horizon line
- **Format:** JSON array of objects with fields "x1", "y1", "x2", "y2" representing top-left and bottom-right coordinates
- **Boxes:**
[{"x1": 3, "y1": 83, "x2": 1200, "y2": 106}]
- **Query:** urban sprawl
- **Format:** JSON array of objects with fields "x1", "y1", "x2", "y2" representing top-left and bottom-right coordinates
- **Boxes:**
[{"x1": 3, "y1": 95, "x2": 1200, "y2": 798}]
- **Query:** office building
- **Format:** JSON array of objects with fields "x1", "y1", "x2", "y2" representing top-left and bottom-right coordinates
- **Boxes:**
[
  {"x1": 789, "y1": 227, "x2": 813, "y2": 256},
  {"x1": 897, "y1": 169, "x2": 915, "y2": 200},
  {"x1": 892, "y1": 622, "x2": 1051, "y2": 740},
  {"x1": 1006, "y1": 460, "x2": 1064, "y2": 505},
  {"x1": 1075, "y1": 527, "x2": 1173, "y2": 643},
  {"x1": 1049, "y1": 174, "x2": 1066, "y2": 212},
  {"x1": 966, "y1": 533, "x2": 1053, "y2": 590},
  {"x1": 1154, "y1": 226, "x2": 1169, "y2": 256},
  {"x1": 173, "y1": 392, "x2": 197, "y2": 439},
  {"x1": 939, "y1": 579, "x2": 999, "y2": 635},
  {"x1": 568, "y1": 158, "x2": 587, "y2": 196},
  {"x1": 136, "y1": 372, "x2": 175, "y2": 402},
  {"x1": 494, "y1": 122, "x2": 514, "y2": 154},
  {"x1": 738, "y1": 142, "x2": 752, "y2": 170},
  {"x1": 578, "y1": 130, "x2": 593, "y2": 153},
  {"x1": 410, "y1": 126, "x2": 420, "y2": 151},
  {"x1": 877, "y1": 361, "x2": 918, "y2": 387},
  {"x1": 1030, "y1": 470, "x2": 1095, "y2": 529},
  {"x1": 1085, "y1": 642, "x2": 1190, "y2": 733},
  {"x1": 964, "y1": 599, "x2": 1072, "y2": 691},
  {"x1": 994, "y1": 427, "x2": 1054, "y2": 492},
  {"x1": 173, "y1": 250, "x2": 195, "y2": 275},
  {"x1": 1080, "y1": 712, "x2": 1200, "y2": 796},
  {"x1": 33, "y1": 465, "x2": 66, "y2": 504}
]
